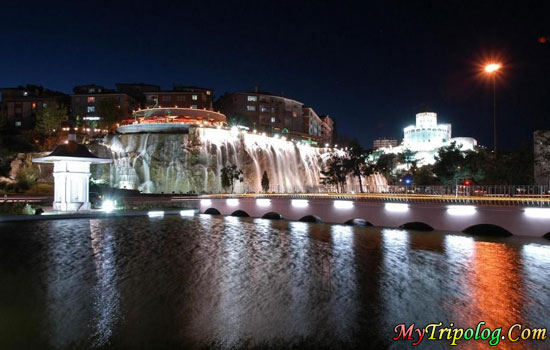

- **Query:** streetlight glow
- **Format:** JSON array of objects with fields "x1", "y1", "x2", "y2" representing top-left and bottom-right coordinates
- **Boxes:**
[{"x1": 484, "y1": 63, "x2": 501, "y2": 73}]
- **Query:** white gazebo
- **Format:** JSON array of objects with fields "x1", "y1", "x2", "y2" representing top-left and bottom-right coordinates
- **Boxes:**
[{"x1": 33, "y1": 140, "x2": 111, "y2": 212}]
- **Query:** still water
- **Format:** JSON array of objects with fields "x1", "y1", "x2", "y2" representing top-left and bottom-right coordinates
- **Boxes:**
[{"x1": 0, "y1": 215, "x2": 549, "y2": 349}]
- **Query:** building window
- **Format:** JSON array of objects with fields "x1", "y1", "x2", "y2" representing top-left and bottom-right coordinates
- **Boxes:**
[
  {"x1": 247, "y1": 96, "x2": 257, "y2": 102},
  {"x1": 292, "y1": 111, "x2": 297, "y2": 117},
  {"x1": 31, "y1": 102, "x2": 37, "y2": 109},
  {"x1": 15, "y1": 121, "x2": 22, "y2": 127},
  {"x1": 87, "y1": 96, "x2": 95, "y2": 103},
  {"x1": 87, "y1": 106, "x2": 95, "y2": 113},
  {"x1": 206, "y1": 91, "x2": 211, "y2": 95},
  {"x1": 89, "y1": 88, "x2": 95, "y2": 93},
  {"x1": 247, "y1": 105, "x2": 257, "y2": 112},
  {"x1": 271, "y1": 117, "x2": 276, "y2": 123},
  {"x1": 191, "y1": 105, "x2": 197, "y2": 109},
  {"x1": 162, "y1": 95, "x2": 171, "y2": 101},
  {"x1": 260, "y1": 106, "x2": 269, "y2": 113},
  {"x1": 271, "y1": 107, "x2": 275, "y2": 113},
  {"x1": 192, "y1": 95, "x2": 198, "y2": 101},
  {"x1": 23, "y1": 91, "x2": 28, "y2": 97},
  {"x1": 177, "y1": 96, "x2": 184, "y2": 101}
]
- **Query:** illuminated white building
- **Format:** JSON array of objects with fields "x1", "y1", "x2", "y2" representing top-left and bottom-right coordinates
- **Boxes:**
[{"x1": 379, "y1": 111, "x2": 477, "y2": 166}]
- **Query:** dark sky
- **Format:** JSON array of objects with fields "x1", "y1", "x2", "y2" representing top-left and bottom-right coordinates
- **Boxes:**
[{"x1": 1, "y1": 0, "x2": 549, "y2": 149}]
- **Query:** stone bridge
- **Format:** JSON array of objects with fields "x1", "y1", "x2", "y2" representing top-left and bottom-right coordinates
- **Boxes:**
[{"x1": 198, "y1": 196, "x2": 550, "y2": 238}]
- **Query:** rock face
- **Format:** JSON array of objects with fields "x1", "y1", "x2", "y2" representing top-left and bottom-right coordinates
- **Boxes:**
[{"x1": 99, "y1": 128, "x2": 330, "y2": 194}]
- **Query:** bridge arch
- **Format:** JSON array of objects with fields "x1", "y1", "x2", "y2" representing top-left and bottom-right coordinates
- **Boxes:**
[
  {"x1": 204, "y1": 208, "x2": 221, "y2": 215},
  {"x1": 344, "y1": 219, "x2": 373, "y2": 226},
  {"x1": 399, "y1": 222, "x2": 434, "y2": 231},
  {"x1": 300, "y1": 215, "x2": 323, "y2": 223},
  {"x1": 262, "y1": 212, "x2": 284, "y2": 220},
  {"x1": 231, "y1": 210, "x2": 250, "y2": 217},
  {"x1": 463, "y1": 224, "x2": 512, "y2": 237},
  {"x1": 544, "y1": 232, "x2": 550, "y2": 240}
]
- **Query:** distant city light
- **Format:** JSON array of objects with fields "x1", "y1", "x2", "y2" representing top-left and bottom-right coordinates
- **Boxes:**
[
  {"x1": 256, "y1": 198, "x2": 271, "y2": 207},
  {"x1": 226, "y1": 198, "x2": 239, "y2": 206},
  {"x1": 447, "y1": 205, "x2": 476, "y2": 216},
  {"x1": 334, "y1": 200, "x2": 353, "y2": 209},
  {"x1": 524, "y1": 208, "x2": 550, "y2": 219},
  {"x1": 291, "y1": 199, "x2": 309, "y2": 208},
  {"x1": 385, "y1": 203, "x2": 409, "y2": 212}
]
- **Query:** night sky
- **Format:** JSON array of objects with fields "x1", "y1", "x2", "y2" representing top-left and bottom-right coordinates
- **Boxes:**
[{"x1": 1, "y1": 1, "x2": 549, "y2": 149}]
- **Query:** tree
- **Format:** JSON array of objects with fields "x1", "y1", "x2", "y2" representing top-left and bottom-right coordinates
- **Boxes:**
[
  {"x1": 221, "y1": 164, "x2": 243, "y2": 193},
  {"x1": 345, "y1": 139, "x2": 368, "y2": 192},
  {"x1": 96, "y1": 98, "x2": 124, "y2": 129},
  {"x1": 321, "y1": 153, "x2": 348, "y2": 193},
  {"x1": 534, "y1": 131, "x2": 550, "y2": 185},
  {"x1": 261, "y1": 171, "x2": 270, "y2": 192},
  {"x1": 432, "y1": 142, "x2": 466, "y2": 185},
  {"x1": 34, "y1": 104, "x2": 67, "y2": 136},
  {"x1": 375, "y1": 153, "x2": 399, "y2": 183}
]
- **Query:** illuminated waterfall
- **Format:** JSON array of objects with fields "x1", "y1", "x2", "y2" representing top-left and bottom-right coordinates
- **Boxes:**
[{"x1": 100, "y1": 127, "x2": 386, "y2": 194}]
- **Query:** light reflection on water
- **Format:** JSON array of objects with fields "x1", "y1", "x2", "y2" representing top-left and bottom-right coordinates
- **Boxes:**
[{"x1": 0, "y1": 215, "x2": 549, "y2": 349}]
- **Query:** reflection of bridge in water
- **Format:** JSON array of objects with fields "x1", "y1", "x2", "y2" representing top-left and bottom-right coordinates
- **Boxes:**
[{"x1": 198, "y1": 194, "x2": 550, "y2": 238}]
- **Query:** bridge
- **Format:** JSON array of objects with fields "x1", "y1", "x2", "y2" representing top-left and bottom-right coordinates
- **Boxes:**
[{"x1": 198, "y1": 194, "x2": 550, "y2": 238}]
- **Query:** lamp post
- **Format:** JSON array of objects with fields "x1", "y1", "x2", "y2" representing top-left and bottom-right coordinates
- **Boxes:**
[{"x1": 484, "y1": 63, "x2": 501, "y2": 153}]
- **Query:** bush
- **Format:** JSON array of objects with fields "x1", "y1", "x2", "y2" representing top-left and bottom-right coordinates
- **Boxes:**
[{"x1": 25, "y1": 183, "x2": 54, "y2": 195}]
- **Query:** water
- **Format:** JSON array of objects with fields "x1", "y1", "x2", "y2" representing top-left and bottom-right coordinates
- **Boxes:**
[
  {"x1": 0, "y1": 216, "x2": 549, "y2": 349},
  {"x1": 101, "y1": 129, "x2": 387, "y2": 194}
]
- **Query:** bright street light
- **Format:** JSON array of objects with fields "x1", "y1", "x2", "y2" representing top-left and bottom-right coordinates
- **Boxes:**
[
  {"x1": 484, "y1": 63, "x2": 501, "y2": 73},
  {"x1": 484, "y1": 62, "x2": 501, "y2": 153}
]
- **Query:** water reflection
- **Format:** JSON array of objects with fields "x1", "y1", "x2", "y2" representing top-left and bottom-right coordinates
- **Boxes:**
[{"x1": 0, "y1": 216, "x2": 548, "y2": 349}]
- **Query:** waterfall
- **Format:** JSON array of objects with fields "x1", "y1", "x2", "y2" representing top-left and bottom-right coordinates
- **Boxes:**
[{"x1": 99, "y1": 128, "x2": 387, "y2": 194}]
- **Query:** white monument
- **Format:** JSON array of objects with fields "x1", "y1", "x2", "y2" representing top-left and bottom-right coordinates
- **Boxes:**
[{"x1": 33, "y1": 139, "x2": 111, "y2": 212}]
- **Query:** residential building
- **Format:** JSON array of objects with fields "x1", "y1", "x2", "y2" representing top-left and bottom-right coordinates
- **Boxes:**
[
  {"x1": 302, "y1": 107, "x2": 323, "y2": 138},
  {"x1": 144, "y1": 86, "x2": 214, "y2": 110},
  {"x1": 319, "y1": 115, "x2": 335, "y2": 144},
  {"x1": 373, "y1": 138, "x2": 398, "y2": 149},
  {"x1": 71, "y1": 84, "x2": 137, "y2": 125},
  {"x1": 216, "y1": 90, "x2": 304, "y2": 135},
  {"x1": 115, "y1": 83, "x2": 160, "y2": 106},
  {"x1": 0, "y1": 84, "x2": 69, "y2": 131}
]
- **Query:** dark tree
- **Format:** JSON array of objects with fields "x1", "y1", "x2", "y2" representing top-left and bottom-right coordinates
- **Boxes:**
[
  {"x1": 34, "y1": 103, "x2": 67, "y2": 137},
  {"x1": 432, "y1": 142, "x2": 466, "y2": 185},
  {"x1": 321, "y1": 153, "x2": 348, "y2": 193},
  {"x1": 345, "y1": 139, "x2": 369, "y2": 192},
  {"x1": 261, "y1": 170, "x2": 270, "y2": 192},
  {"x1": 221, "y1": 164, "x2": 243, "y2": 193},
  {"x1": 96, "y1": 98, "x2": 124, "y2": 129}
]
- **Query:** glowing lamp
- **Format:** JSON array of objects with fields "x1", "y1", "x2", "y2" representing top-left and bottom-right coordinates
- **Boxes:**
[
  {"x1": 148, "y1": 211, "x2": 164, "y2": 217},
  {"x1": 102, "y1": 199, "x2": 116, "y2": 213},
  {"x1": 226, "y1": 198, "x2": 239, "y2": 206},
  {"x1": 180, "y1": 209, "x2": 195, "y2": 217},
  {"x1": 334, "y1": 200, "x2": 353, "y2": 209},
  {"x1": 385, "y1": 203, "x2": 409, "y2": 212},
  {"x1": 256, "y1": 198, "x2": 271, "y2": 207},
  {"x1": 484, "y1": 63, "x2": 501, "y2": 73},
  {"x1": 524, "y1": 208, "x2": 550, "y2": 219},
  {"x1": 447, "y1": 205, "x2": 476, "y2": 216},
  {"x1": 291, "y1": 199, "x2": 308, "y2": 208},
  {"x1": 200, "y1": 199, "x2": 212, "y2": 206}
]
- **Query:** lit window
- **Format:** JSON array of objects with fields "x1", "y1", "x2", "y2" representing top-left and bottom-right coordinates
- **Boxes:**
[
  {"x1": 271, "y1": 107, "x2": 275, "y2": 113},
  {"x1": 261, "y1": 106, "x2": 269, "y2": 113},
  {"x1": 192, "y1": 95, "x2": 198, "y2": 100},
  {"x1": 206, "y1": 91, "x2": 211, "y2": 95},
  {"x1": 23, "y1": 91, "x2": 28, "y2": 97},
  {"x1": 292, "y1": 111, "x2": 297, "y2": 117},
  {"x1": 191, "y1": 105, "x2": 197, "y2": 109},
  {"x1": 247, "y1": 96, "x2": 258, "y2": 102},
  {"x1": 162, "y1": 96, "x2": 171, "y2": 101},
  {"x1": 271, "y1": 117, "x2": 276, "y2": 123},
  {"x1": 15, "y1": 121, "x2": 22, "y2": 126},
  {"x1": 31, "y1": 102, "x2": 36, "y2": 109},
  {"x1": 87, "y1": 96, "x2": 95, "y2": 103},
  {"x1": 87, "y1": 106, "x2": 95, "y2": 113},
  {"x1": 89, "y1": 88, "x2": 95, "y2": 93},
  {"x1": 247, "y1": 105, "x2": 256, "y2": 112}
]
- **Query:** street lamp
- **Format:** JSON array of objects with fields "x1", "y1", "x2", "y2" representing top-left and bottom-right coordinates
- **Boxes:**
[{"x1": 484, "y1": 62, "x2": 501, "y2": 153}]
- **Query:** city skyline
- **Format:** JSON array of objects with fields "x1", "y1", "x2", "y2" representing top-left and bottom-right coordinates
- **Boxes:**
[{"x1": 1, "y1": 1, "x2": 549, "y2": 149}]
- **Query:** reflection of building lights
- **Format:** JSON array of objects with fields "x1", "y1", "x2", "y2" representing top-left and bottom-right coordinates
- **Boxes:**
[
  {"x1": 334, "y1": 200, "x2": 353, "y2": 209},
  {"x1": 291, "y1": 199, "x2": 309, "y2": 208},
  {"x1": 148, "y1": 211, "x2": 164, "y2": 217},
  {"x1": 200, "y1": 199, "x2": 212, "y2": 206},
  {"x1": 226, "y1": 198, "x2": 239, "y2": 206},
  {"x1": 180, "y1": 209, "x2": 195, "y2": 217},
  {"x1": 385, "y1": 203, "x2": 409, "y2": 212},
  {"x1": 524, "y1": 208, "x2": 550, "y2": 218},
  {"x1": 522, "y1": 244, "x2": 550, "y2": 260},
  {"x1": 447, "y1": 205, "x2": 476, "y2": 216},
  {"x1": 256, "y1": 198, "x2": 271, "y2": 207}
]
